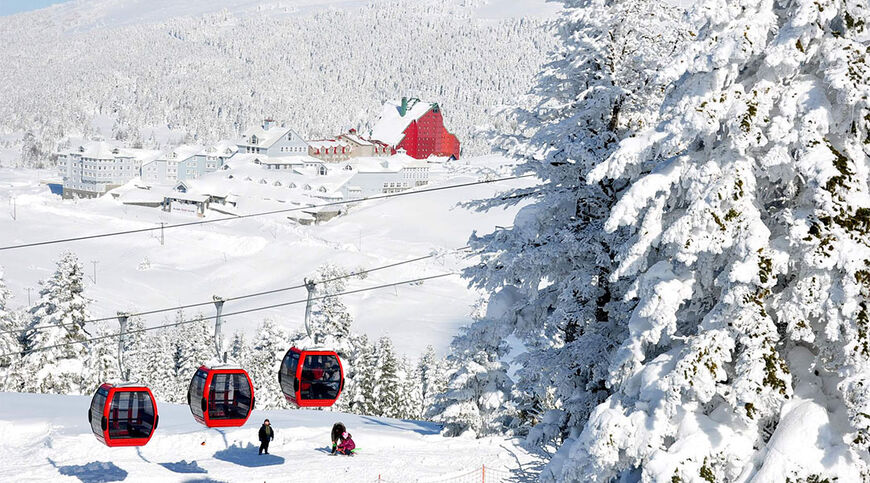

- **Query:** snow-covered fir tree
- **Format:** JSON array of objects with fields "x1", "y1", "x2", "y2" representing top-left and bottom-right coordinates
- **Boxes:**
[
  {"x1": 228, "y1": 331, "x2": 247, "y2": 364},
  {"x1": 466, "y1": 0, "x2": 870, "y2": 480},
  {"x1": 418, "y1": 345, "x2": 448, "y2": 416},
  {"x1": 15, "y1": 252, "x2": 91, "y2": 394},
  {"x1": 307, "y1": 264, "x2": 365, "y2": 350},
  {"x1": 430, "y1": 348, "x2": 514, "y2": 438},
  {"x1": 139, "y1": 327, "x2": 175, "y2": 402},
  {"x1": 119, "y1": 316, "x2": 147, "y2": 383},
  {"x1": 348, "y1": 334, "x2": 378, "y2": 416},
  {"x1": 400, "y1": 356, "x2": 424, "y2": 420},
  {"x1": 169, "y1": 312, "x2": 213, "y2": 403},
  {"x1": 371, "y1": 336, "x2": 404, "y2": 419},
  {"x1": 428, "y1": 288, "x2": 517, "y2": 436},
  {"x1": 247, "y1": 318, "x2": 288, "y2": 410},
  {"x1": 0, "y1": 265, "x2": 20, "y2": 370},
  {"x1": 460, "y1": 0, "x2": 688, "y2": 446},
  {"x1": 84, "y1": 322, "x2": 120, "y2": 389}
]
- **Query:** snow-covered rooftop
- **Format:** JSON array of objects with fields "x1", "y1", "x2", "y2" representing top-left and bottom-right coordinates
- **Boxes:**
[
  {"x1": 72, "y1": 141, "x2": 118, "y2": 159},
  {"x1": 239, "y1": 121, "x2": 302, "y2": 149},
  {"x1": 369, "y1": 98, "x2": 435, "y2": 146},
  {"x1": 200, "y1": 141, "x2": 239, "y2": 157},
  {"x1": 352, "y1": 153, "x2": 429, "y2": 173},
  {"x1": 308, "y1": 139, "x2": 350, "y2": 150},
  {"x1": 160, "y1": 144, "x2": 202, "y2": 161},
  {"x1": 340, "y1": 133, "x2": 373, "y2": 146}
]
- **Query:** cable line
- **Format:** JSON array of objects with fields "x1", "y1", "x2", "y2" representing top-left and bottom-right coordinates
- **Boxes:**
[
  {"x1": 0, "y1": 246, "x2": 471, "y2": 338},
  {"x1": 1, "y1": 272, "x2": 455, "y2": 359},
  {"x1": 0, "y1": 174, "x2": 534, "y2": 252}
]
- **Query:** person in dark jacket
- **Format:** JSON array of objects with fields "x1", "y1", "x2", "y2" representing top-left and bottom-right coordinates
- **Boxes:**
[
  {"x1": 330, "y1": 422, "x2": 346, "y2": 454},
  {"x1": 258, "y1": 419, "x2": 274, "y2": 455}
]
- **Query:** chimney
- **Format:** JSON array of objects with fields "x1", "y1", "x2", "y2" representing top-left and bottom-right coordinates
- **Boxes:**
[
  {"x1": 263, "y1": 118, "x2": 274, "y2": 130},
  {"x1": 399, "y1": 97, "x2": 408, "y2": 116}
]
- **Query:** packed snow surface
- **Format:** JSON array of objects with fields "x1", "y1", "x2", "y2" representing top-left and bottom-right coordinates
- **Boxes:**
[
  {"x1": 0, "y1": 391, "x2": 539, "y2": 482},
  {"x1": 0, "y1": 156, "x2": 532, "y2": 357}
]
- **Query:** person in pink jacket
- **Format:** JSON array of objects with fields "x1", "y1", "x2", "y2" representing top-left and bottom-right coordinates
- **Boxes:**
[{"x1": 336, "y1": 431, "x2": 355, "y2": 456}]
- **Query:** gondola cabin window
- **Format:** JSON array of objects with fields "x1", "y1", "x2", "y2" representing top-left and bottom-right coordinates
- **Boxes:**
[
  {"x1": 108, "y1": 391, "x2": 155, "y2": 439},
  {"x1": 209, "y1": 373, "x2": 252, "y2": 420},
  {"x1": 89, "y1": 386, "x2": 108, "y2": 436},
  {"x1": 300, "y1": 354, "x2": 341, "y2": 400}
]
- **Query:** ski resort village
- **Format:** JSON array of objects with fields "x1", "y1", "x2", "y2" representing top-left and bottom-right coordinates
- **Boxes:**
[
  {"x1": 3, "y1": 0, "x2": 870, "y2": 482},
  {"x1": 56, "y1": 97, "x2": 456, "y2": 223}
]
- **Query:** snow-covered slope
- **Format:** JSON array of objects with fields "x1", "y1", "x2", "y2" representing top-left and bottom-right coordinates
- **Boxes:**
[
  {"x1": 0, "y1": 391, "x2": 537, "y2": 482},
  {"x1": 0, "y1": 156, "x2": 531, "y2": 357}
]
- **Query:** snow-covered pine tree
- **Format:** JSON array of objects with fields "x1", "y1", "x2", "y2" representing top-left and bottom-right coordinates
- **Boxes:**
[
  {"x1": 372, "y1": 336, "x2": 403, "y2": 418},
  {"x1": 348, "y1": 334, "x2": 377, "y2": 416},
  {"x1": 84, "y1": 322, "x2": 119, "y2": 390},
  {"x1": 418, "y1": 345, "x2": 448, "y2": 417},
  {"x1": 0, "y1": 265, "x2": 20, "y2": 370},
  {"x1": 169, "y1": 312, "x2": 213, "y2": 403},
  {"x1": 228, "y1": 331, "x2": 247, "y2": 364},
  {"x1": 427, "y1": 288, "x2": 517, "y2": 436},
  {"x1": 547, "y1": 0, "x2": 870, "y2": 480},
  {"x1": 461, "y1": 0, "x2": 687, "y2": 448},
  {"x1": 307, "y1": 264, "x2": 364, "y2": 352},
  {"x1": 247, "y1": 318, "x2": 288, "y2": 410},
  {"x1": 139, "y1": 327, "x2": 175, "y2": 402},
  {"x1": 400, "y1": 356, "x2": 424, "y2": 419},
  {"x1": 120, "y1": 316, "x2": 147, "y2": 383},
  {"x1": 16, "y1": 252, "x2": 91, "y2": 394},
  {"x1": 429, "y1": 347, "x2": 514, "y2": 438}
]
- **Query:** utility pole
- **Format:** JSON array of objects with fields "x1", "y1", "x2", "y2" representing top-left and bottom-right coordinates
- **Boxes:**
[
  {"x1": 160, "y1": 222, "x2": 165, "y2": 246},
  {"x1": 25, "y1": 288, "x2": 32, "y2": 306},
  {"x1": 91, "y1": 261, "x2": 99, "y2": 284}
]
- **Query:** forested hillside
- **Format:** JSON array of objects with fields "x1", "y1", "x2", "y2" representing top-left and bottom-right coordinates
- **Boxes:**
[{"x1": 0, "y1": 0, "x2": 555, "y2": 166}]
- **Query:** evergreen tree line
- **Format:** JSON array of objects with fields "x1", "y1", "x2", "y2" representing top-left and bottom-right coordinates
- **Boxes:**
[{"x1": 0, "y1": 254, "x2": 452, "y2": 422}]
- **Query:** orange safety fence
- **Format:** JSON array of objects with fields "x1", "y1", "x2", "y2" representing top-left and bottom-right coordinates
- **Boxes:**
[{"x1": 375, "y1": 464, "x2": 516, "y2": 483}]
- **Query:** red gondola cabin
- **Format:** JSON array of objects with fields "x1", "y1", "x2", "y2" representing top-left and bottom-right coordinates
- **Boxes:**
[
  {"x1": 88, "y1": 383, "x2": 158, "y2": 447},
  {"x1": 187, "y1": 365, "x2": 254, "y2": 427},
  {"x1": 278, "y1": 348, "x2": 344, "y2": 407}
]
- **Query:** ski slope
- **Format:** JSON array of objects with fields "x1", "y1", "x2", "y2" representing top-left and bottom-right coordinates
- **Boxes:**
[
  {"x1": 0, "y1": 156, "x2": 532, "y2": 358},
  {"x1": 0, "y1": 391, "x2": 539, "y2": 482}
]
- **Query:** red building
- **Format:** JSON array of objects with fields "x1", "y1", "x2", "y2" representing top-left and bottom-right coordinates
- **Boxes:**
[{"x1": 369, "y1": 97, "x2": 460, "y2": 160}]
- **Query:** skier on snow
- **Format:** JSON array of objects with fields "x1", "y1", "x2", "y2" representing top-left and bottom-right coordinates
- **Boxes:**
[{"x1": 258, "y1": 419, "x2": 274, "y2": 455}]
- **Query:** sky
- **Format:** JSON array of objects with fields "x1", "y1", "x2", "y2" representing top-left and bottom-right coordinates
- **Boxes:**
[{"x1": 0, "y1": 0, "x2": 69, "y2": 16}]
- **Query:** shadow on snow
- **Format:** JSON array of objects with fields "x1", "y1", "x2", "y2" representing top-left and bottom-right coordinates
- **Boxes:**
[
  {"x1": 213, "y1": 443, "x2": 285, "y2": 467},
  {"x1": 159, "y1": 460, "x2": 208, "y2": 474},
  {"x1": 358, "y1": 415, "x2": 441, "y2": 435},
  {"x1": 47, "y1": 458, "x2": 128, "y2": 483}
]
